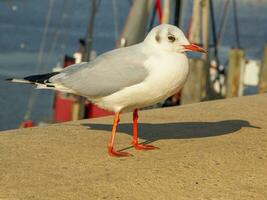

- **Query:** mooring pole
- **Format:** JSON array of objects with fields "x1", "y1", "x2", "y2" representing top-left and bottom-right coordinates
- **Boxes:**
[
  {"x1": 259, "y1": 44, "x2": 267, "y2": 93},
  {"x1": 226, "y1": 48, "x2": 245, "y2": 98}
]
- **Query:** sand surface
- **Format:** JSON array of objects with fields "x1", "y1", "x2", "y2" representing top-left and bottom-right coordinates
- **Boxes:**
[{"x1": 0, "y1": 94, "x2": 267, "y2": 200}]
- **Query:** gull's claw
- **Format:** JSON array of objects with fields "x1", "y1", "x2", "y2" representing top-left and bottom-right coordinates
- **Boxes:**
[
  {"x1": 132, "y1": 143, "x2": 159, "y2": 151},
  {"x1": 108, "y1": 148, "x2": 132, "y2": 157}
]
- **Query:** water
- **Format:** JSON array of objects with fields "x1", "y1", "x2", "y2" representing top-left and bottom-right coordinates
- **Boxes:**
[
  {"x1": 0, "y1": 0, "x2": 129, "y2": 130},
  {"x1": 0, "y1": 0, "x2": 267, "y2": 131}
]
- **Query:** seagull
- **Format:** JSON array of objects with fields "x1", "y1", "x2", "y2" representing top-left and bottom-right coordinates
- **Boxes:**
[{"x1": 7, "y1": 24, "x2": 206, "y2": 157}]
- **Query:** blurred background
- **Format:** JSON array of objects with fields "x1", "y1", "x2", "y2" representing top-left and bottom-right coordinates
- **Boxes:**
[{"x1": 0, "y1": 0, "x2": 267, "y2": 131}]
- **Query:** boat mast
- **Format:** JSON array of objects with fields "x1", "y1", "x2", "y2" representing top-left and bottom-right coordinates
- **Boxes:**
[
  {"x1": 74, "y1": 0, "x2": 98, "y2": 120},
  {"x1": 82, "y1": 0, "x2": 98, "y2": 62}
]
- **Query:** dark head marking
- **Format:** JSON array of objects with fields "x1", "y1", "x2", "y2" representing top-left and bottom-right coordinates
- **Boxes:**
[{"x1": 155, "y1": 31, "x2": 161, "y2": 43}]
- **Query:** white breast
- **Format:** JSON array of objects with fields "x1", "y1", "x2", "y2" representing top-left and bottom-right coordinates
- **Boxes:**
[
  {"x1": 144, "y1": 52, "x2": 189, "y2": 99},
  {"x1": 94, "y1": 52, "x2": 189, "y2": 112}
]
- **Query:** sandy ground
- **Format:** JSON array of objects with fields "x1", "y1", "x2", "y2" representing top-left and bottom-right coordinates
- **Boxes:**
[{"x1": 0, "y1": 94, "x2": 267, "y2": 200}]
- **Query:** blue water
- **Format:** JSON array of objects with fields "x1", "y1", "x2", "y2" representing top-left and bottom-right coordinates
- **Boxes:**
[
  {"x1": 0, "y1": 0, "x2": 129, "y2": 130},
  {"x1": 0, "y1": 0, "x2": 267, "y2": 131}
]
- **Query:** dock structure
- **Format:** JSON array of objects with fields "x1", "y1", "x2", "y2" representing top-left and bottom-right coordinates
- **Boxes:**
[
  {"x1": 0, "y1": 94, "x2": 267, "y2": 199},
  {"x1": 226, "y1": 48, "x2": 245, "y2": 98},
  {"x1": 259, "y1": 44, "x2": 267, "y2": 93},
  {"x1": 181, "y1": 58, "x2": 207, "y2": 104}
]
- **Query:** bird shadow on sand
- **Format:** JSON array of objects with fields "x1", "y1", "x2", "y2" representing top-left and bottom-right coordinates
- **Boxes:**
[{"x1": 81, "y1": 120, "x2": 260, "y2": 150}]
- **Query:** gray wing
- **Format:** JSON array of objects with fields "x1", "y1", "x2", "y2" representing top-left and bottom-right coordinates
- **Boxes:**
[{"x1": 50, "y1": 46, "x2": 148, "y2": 97}]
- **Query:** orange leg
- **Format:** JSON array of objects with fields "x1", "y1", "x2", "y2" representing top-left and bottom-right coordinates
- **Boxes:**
[
  {"x1": 132, "y1": 109, "x2": 159, "y2": 150},
  {"x1": 108, "y1": 112, "x2": 131, "y2": 157}
]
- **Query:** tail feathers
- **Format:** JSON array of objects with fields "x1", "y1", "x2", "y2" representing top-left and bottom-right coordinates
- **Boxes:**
[
  {"x1": 6, "y1": 78, "x2": 33, "y2": 84},
  {"x1": 5, "y1": 72, "x2": 76, "y2": 94}
]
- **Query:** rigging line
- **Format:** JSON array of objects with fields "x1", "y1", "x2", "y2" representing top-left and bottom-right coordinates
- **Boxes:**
[
  {"x1": 112, "y1": 0, "x2": 119, "y2": 42},
  {"x1": 23, "y1": 0, "x2": 55, "y2": 121},
  {"x1": 209, "y1": 0, "x2": 219, "y2": 63},
  {"x1": 209, "y1": 0, "x2": 224, "y2": 95},
  {"x1": 56, "y1": 3, "x2": 74, "y2": 57},
  {"x1": 232, "y1": 0, "x2": 240, "y2": 48},
  {"x1": 34, "y1": 0, "x2": 55, "y2": 74},
  {"x1": 216, "y1": 0, "x2": 230, "y2": 49},
  {"x1": 43, "y1": 0, "x2": 69, "y2": 71},
  {"x1": 83, "y1": 0, "x2": 98, "y2": 62}
]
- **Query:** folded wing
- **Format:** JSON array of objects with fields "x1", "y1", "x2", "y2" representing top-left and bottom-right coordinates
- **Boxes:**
[{"x1": 50, "y1": 46, "x2": 149, "y2": 98}]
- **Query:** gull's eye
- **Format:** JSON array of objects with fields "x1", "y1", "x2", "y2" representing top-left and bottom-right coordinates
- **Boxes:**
[{"x1": 168, "y1": 35, "x2": 176, "y2": 42}]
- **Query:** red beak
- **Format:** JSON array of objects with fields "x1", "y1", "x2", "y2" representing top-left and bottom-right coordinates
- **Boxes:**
[{"x1": 183, "y1": 43, "x2": 207, "y2": 53}]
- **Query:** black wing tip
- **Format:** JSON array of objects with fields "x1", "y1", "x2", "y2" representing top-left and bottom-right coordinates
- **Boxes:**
[
  {"x1": 24, "y1": 72, "x2": 60, "y2": 83},
  {"x1": 5, "y1": 78, "x2": 13, "y2": 82}
]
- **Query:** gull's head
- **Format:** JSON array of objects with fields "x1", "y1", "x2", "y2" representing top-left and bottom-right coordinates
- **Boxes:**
[{"x1": 144, "y1": 24, "x2": 206, "y2": 54}]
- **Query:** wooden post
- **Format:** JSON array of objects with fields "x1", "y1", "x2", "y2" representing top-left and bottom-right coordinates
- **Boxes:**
[
  {"x1": 202, "y1": 0, "x2": 209, "y2": 60},
  {"x1": 71, "y1": 101, "x2": 81, "y2": 121},
  {"x1": 181, "y1": 58, "x2": 207, "y2": 104},
  {"x1": 226, "y1": 48, "x2": 245, "y2": 98},
  {"x1": 259, "y1": 44, "x2": 267, "y2": 93}
]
